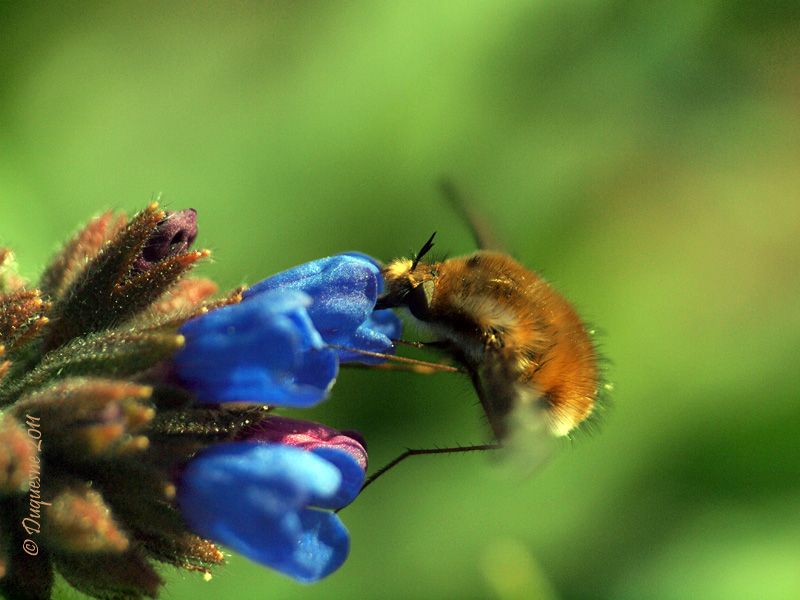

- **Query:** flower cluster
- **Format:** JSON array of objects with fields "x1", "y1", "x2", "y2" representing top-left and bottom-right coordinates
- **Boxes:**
[{"x1": 0, "y1": 204, "x2": 400, "y2": 599}]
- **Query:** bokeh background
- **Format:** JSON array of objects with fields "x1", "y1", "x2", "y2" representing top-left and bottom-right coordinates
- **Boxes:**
[{"x1": 2, "y1": 2, "x2": 799, "y2": 599}]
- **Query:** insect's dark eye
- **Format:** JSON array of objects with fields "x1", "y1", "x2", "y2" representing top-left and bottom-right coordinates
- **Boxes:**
[{"x1": 406, "y1": 279, "x2": 435, "y2": 320}]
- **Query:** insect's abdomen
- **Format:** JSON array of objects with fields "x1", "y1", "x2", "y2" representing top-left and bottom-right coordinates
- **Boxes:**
[{"x1": 518, "y1": 276, "x2": 598, "y2": 436}]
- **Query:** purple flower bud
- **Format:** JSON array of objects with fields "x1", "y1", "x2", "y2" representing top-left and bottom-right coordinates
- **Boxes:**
[{"x1": 134, "y1": 208, "x2": 198, "y2": 271}]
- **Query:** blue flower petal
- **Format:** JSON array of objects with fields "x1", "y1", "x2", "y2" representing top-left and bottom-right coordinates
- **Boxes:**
[
  {"x1": 244, "y1": 255, "x2": 377, "y2": 329},
  {"x1": 244, "y1": 255, "x2": 400, "y2": 365},
  {"x1": 244, "y1": 255, "x2": 376, "y2": 304},
  {"x1": 178, "y1": 443, "x2": 352, "y2": 583},
  {"x1": 293, "y1": 510, "x2": 350, "y2": 583},
  {"x1": 333, "y1": 308, "x2": 403, "y2": 364},
  {"x1": 175, "y1": 290, "x2": 338, "y2": 406},
  {"x1": 335, "y1": 252, "x2": 385, "y2": 293},
  {"x1": 364, "y1": 308, "x2": 403, "y2": 339},
  {"x1": 308, "y1": 447, "x2": 365, "y2": 508}
]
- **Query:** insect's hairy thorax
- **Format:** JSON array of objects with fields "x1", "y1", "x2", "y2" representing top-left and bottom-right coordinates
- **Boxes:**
[{"x1": 425, "y1": 252, "x2": 550, "y2": 361}]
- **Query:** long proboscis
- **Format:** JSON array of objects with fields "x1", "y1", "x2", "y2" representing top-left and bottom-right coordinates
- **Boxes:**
[{"x1": 328, "y1": 343, "x2": 466, "y2": 374}]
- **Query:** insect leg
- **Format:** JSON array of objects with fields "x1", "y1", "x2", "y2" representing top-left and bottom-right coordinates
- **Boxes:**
[
  {"x1": 442, "y1": 344, "x2": 507, "y2": 442},
  {"x1": 359, "y1": 443, "x2": 502, "y2": 494},
  {"x1": 465, "y1": 365, "x2": 506, "y2": 441}
]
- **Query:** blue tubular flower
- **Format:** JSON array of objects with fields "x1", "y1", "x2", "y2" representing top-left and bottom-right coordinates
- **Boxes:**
[
  {"x1": 177, "y1": 418, "x2": 367, "y2": 583},
  {"x1": 243, "y1": 254, "x2": 402, "y2": 365},
  {"x1": 174, "y1": 289, "x2": 338, "y2": 406},
  {"x1": 175, "y1": 253, "x2": 402, "y2": 405}
]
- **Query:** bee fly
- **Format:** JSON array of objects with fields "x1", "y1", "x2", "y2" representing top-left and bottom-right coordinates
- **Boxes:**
[
  {"x1": 343, "y1": 184, "x2": 602, "y2": 493},
  {"x1": 384, "y1": 234, "x2": 597, "y2": 421}
]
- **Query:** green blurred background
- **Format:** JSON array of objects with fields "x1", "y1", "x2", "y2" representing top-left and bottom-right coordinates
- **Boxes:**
[{"x1": 2, "y1": 2, "x2": 799, "y2": 599}]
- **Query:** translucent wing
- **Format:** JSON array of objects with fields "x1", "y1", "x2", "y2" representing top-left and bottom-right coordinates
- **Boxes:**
[{"x1": 439, "y1": 179, "x2": 506, "y2": 253}]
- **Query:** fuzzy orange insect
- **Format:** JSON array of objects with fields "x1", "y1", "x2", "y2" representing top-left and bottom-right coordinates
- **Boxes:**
[{"x1": 377, "y1": 233, "x2": 599, "y2": 441}]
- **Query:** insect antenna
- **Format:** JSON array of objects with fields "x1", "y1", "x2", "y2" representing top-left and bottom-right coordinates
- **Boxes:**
[{"x1": 411, "y1": 232, "x2": 437, "y2": 271}]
